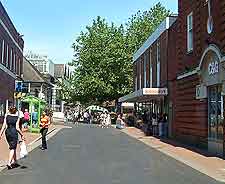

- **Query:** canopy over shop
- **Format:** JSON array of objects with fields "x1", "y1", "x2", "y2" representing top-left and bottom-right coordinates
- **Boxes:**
[
  {"x1": 21, "y1": 96, "x2": 47, "y2": 133},
  {"x1": 119, "y1": 88, "x2": 168, "y2": 115}
]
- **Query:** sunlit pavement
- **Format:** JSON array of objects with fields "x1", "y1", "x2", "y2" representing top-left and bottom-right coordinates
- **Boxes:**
[{"x1": 0, "y1": 124, "x2": 222, "y2": 184}]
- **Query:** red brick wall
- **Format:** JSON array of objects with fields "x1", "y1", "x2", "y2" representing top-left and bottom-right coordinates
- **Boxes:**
[
  {"x1": 0, "y1": 2, "x2": 24, "y2": 49},
  {"x1": 177, "y1": 0, "x2": 225, "y2": 74},
  {"x1": 0, "y1": 2, "x2": 24, "y2": 76},
  {"x1": 160, "y1": 31, "x2": 168, "y2": 87},
  {"x1": 0, "y1": 2, "x2": 24, "y2": 121},
  {"x1": 174, "y1": 74, "x2": 208, "y2": 146},
  {"x1": 174, "y1": 0, "x2": 225, "y2": 146}
]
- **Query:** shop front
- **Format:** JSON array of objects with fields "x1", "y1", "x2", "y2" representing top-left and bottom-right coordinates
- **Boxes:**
[
  {"x1": 119, "y1": 88, "x2": 168, "y2": 128},
  {"x1": 196, "y1": 45, "x2": 225, "y2": 157}
]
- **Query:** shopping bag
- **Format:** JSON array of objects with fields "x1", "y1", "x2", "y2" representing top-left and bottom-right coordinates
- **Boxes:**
[{"x1": 20, "y1": 141, "x2": 28, "y2": 158}]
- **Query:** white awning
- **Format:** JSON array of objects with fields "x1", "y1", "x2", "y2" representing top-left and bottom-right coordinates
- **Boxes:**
[{"x1": 119, "y1": 88, "x2": 168, "y2": 103}]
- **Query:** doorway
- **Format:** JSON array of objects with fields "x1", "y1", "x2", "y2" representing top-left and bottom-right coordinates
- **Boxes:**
[{"x1": 208, "y1": 85, "x2": 224, "y2": 156}]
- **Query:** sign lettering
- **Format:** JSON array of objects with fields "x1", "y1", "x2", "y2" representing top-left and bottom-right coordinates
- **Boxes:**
[{"x1": 208, "y1": 61, "x2": 219, "y2": 75}]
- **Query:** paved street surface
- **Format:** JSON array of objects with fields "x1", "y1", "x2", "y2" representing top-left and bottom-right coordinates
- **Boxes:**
[{"x1": 0, "y1": 124, "x2": 222, "y2": 184}]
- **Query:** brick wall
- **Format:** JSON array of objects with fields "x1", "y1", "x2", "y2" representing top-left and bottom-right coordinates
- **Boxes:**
[
  {"x1": 177, "y1": 0, "x2": 225, "y2": 74},
  {"x1": 0, "y1": 2, "x2": 24, "y2": 121}
]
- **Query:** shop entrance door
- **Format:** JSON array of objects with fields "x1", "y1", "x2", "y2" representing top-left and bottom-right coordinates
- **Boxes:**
[{"x1": 208, "y1": 86, "x2": 224, "y2": 157}]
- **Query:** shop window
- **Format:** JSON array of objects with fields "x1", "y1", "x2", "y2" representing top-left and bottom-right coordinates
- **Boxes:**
[{"x1": 187, "y1": 12, "x2": 193, "y2": 52}]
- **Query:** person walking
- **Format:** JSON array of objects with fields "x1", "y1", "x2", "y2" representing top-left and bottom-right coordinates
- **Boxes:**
[
  {"x1": 100, "y1": 112, "x2": 107, "y2": 128},
  {"x1": 106, "y1": 112, "x2": 111, "y2": 128},
  {"x1": 83, "y1": 111, "x2": 90, "y2": 124},
  {"x1": 40, "y1": 111, "x2": 50, "y2": 150},
  {"x1": 16, "y1": 109, "x2": 24, "y2": 143},
  {"x1": 23, "y1": 109, "x2": 30, "y2": 129},
  {"x1": 32, "y1": 109, "x2": 38, "y2": 128},
  {"x1": 116, "y1": 114, "x2": 125, "y2": 129},
  {"x1": 152, "y1": 113, "x2": 158, "y2": 136},
  {"x1": 0, "y1": 106, "x2": 25, "y2": 169},
  {"x1": 158, "y1": 114, "x2": 164, "y2": 137},
  {"x1": 17, "y1": 109, "x2": 24, "y2": 131}
]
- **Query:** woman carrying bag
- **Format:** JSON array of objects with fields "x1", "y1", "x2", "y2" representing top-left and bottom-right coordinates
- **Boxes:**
[
  {"x1": 0, "y1": 106, "x2": 25, "y2": 169},
  {"x1": 40, "y1": 111, "x2": 50, "y2": 150}
]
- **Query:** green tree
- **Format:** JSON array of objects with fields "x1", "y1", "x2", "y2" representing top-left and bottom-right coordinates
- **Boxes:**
[
  {"x1": 67, "y1": 3, "x2": 170, "y2": 105},
  {"x1": 70, "y1": 17, "x2": 132, "y2": 104},
  {"x1": 126, "y1": 2, "x2": 170, "y2": 52}
]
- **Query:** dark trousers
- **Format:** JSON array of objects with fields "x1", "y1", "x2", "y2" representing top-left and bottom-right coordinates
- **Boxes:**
[{"x1": 40, "y1": 128, "x2": 48, "y2": 149}]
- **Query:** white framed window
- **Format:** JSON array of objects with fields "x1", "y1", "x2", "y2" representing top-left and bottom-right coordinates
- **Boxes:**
[
  {"x1": 6, "y1": 44, "x2": 8, "y2": 68},
  {"x1": 13, "y1": 53, "x2": 16, "y2": 73},
  {"x1": 150, "y1": 48, "x2": 153, "y2": 88},
  {"x1": 187, "y1": 12, "x2": 193, "y2": 52},
  {"x1": 144, "y1": 54, "x2": 147, "y2": 88},
  {"x1": 157, "y1": 41, "x2": 160, "y2": 87},
  {"x1": 18, "y1": 58, "x2": 20, "y2": 76},
  {"x1": 10, "y1": 49, "x2": 13, "y2": 70},
  {"x1": 139, "y1": 62, "x2": 142, "y2": 89},
  {"x1": 1, "y1": 40, "x2": 4, "y2": 64},
  {"x1": 135, "y1": 76, "x2": 138, "y2": 91}
]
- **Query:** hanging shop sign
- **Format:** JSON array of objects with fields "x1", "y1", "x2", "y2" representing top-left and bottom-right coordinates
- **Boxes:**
[{"x1": 196, "y1": 84, "x2": 207, "y2": 99}]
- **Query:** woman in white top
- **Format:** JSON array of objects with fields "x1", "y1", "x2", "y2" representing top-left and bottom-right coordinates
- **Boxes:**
[
  {"x1": 106, "y1": 113, "x2": 111, "y2": 128},
  {"x1": 116, "y1": 114, "x2": 125, "y2": 129},
  {"x1": 152, "y1": 113, "x2": 158, "y2": 136}
]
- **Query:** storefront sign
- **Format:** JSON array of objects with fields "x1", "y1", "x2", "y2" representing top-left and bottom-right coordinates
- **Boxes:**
[
  {"x1": 196, "y1": 85, "x2": 207, "y2": 99},
  {"x1": 143, "y1": 88, "x2": 168, "y2": 95},
  {"x1": 208, "y1": 61, "x2": 219, "y2": 75}
]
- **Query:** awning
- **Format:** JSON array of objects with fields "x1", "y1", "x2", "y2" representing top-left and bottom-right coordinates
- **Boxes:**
[{"x1": 119, "y1": 88, "x2": 168, "y2": 103}]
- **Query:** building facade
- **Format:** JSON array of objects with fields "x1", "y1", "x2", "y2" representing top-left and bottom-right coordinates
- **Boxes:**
[
  {"x1": 0, "y1": 2, "x2": 24, "y2": 121},
  {"x1": 22, "y1": 57, "x2": 53, "y2": 107},
  {"x1": 25, "y1": 51, "x2": 55, "y2": 77},
  {"x1": 54, "y1": 64, "x2": 73, "y2": 112},
  {"x1": 119, "y1": 16, "x2": 177, "y2": 136},
  {"x1": 174, "y1": 0, "x2": 225, "y2": 156}
]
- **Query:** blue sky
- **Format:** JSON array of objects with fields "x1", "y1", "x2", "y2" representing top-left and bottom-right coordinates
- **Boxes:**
[{"x1": 1, "y1": 0, "x2": 178, "y2": 64}]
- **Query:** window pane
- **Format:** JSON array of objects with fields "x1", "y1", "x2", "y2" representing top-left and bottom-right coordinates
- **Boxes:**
[
  {"x1": 188, "y1": 15, "x2": 193, "y2": 29},
  {"x1": 144, "y1": 55, "x2": 146, "y2": 88},
  {"x1": 209, "y1": 87, "x2": 217, "y2": 139}
]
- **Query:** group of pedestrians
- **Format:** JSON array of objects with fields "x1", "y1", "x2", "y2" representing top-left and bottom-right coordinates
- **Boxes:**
[
  {"x1": 17, "y1": 109, "x2": 38, "y2": 129},
  {"x1": 99, "y1": 111, "x2": 111, "y2": 128},
  {"x1": 65, "y1": 109, "x2": 112, "y2": 128},
  {"x1": 141, "y1": 112, "x2": 168, "y2": 138},
  {"x1": 0, "y1": 106, "x2": 51, "y2": 170}
]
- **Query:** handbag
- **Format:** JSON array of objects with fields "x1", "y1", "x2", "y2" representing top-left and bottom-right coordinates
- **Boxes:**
[{"x1": 20, "y1": 141, "x2": 28, "y2": 158}]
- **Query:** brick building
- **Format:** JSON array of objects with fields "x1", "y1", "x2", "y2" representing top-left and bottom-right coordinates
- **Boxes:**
[
  {"x1": 119, "y1": 16, "x2": 177, "y2": 136},
  {"x1": 0, "y1": 2, "x2": 24, "y2": 121},
  {"x1": 174, "y1": 0, "x2": 225, "y2": 156}
]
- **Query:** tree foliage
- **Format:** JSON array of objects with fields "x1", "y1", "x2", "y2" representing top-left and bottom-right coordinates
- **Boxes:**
[{"x1": 64, "y1": 3, "x2": 170, "y2": 105}]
